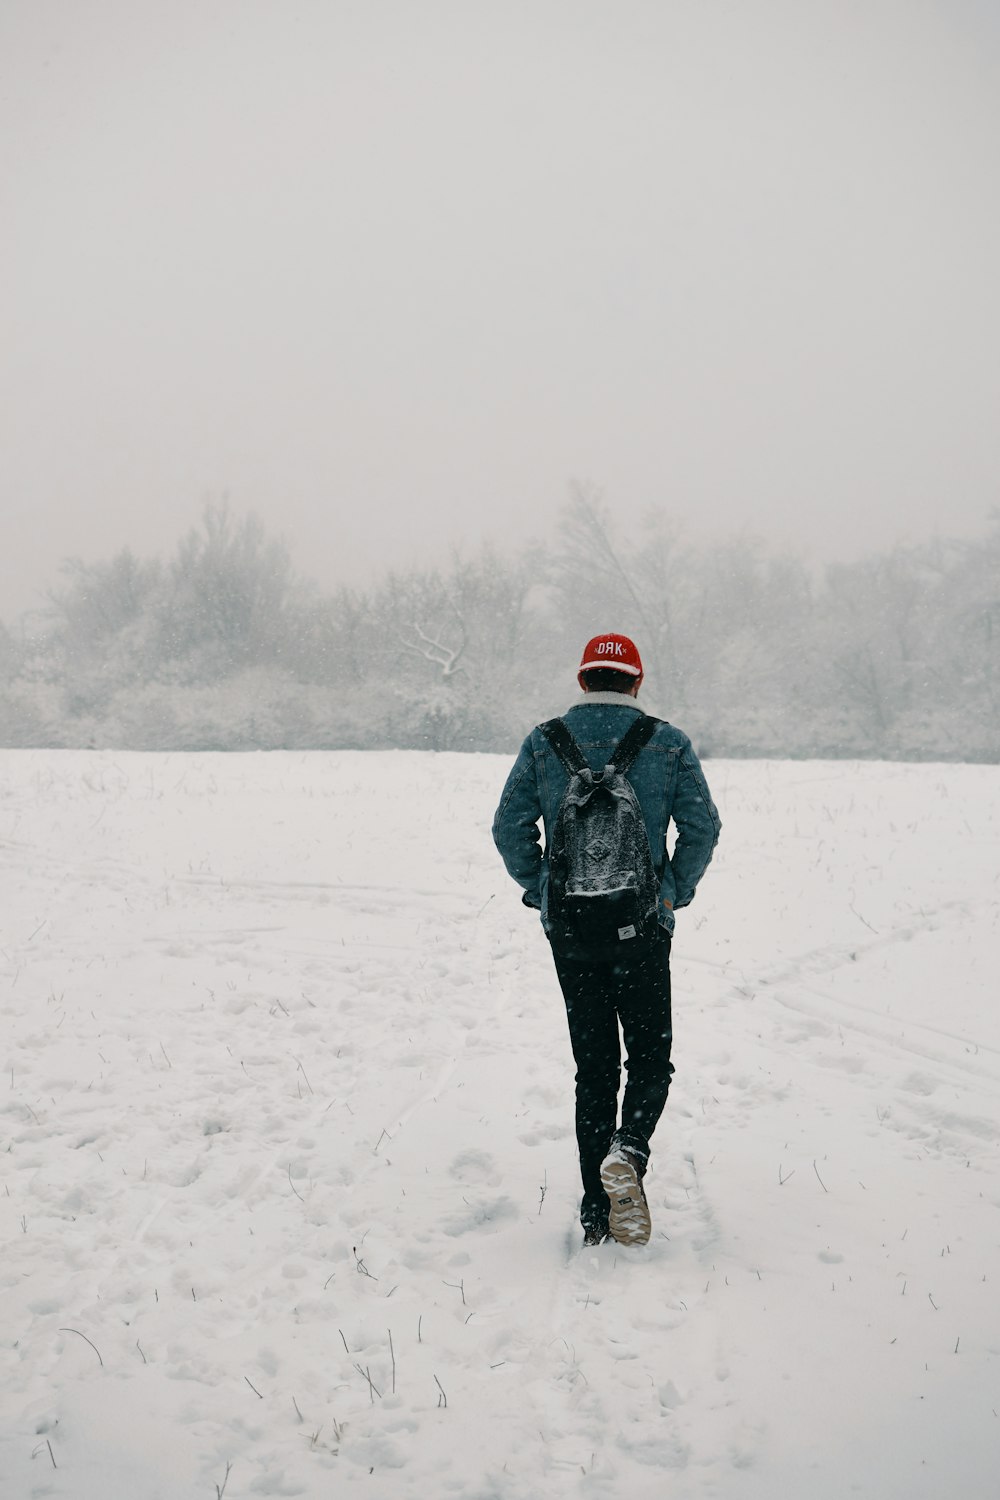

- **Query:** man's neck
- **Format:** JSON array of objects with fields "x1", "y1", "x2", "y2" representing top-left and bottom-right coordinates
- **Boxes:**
[{"x1": 571, "y1": 690, "x2": 642, "y2": 708}]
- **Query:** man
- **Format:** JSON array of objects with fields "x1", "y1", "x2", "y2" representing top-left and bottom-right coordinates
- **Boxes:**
[{"x1": 492, "y1": 633, "x2": 721, "y2": 1247}]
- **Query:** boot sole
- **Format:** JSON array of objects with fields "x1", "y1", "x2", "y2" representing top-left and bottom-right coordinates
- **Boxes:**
[{"x1": 601, "y1": 1155, "x2": 651, "y2": 1246}]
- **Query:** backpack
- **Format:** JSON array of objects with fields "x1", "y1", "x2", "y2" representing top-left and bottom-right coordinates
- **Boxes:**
[{"x1": 539, "y1": 713, "x2": 661, "y2": 962}]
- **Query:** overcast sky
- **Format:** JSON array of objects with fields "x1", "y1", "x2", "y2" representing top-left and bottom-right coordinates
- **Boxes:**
[{"x1": 2, "y1": 0, "x2": 999, "y2": 622}]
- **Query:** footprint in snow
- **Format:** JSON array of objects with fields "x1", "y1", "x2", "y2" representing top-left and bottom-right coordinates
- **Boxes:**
[
  {"x1": 517, "y1": 1122, "x2": 570, "y2": 1146},
  {"x1": 900, "y1": 1071, "x2": 939, "y2": 1096},
  {"x1": 442, "y1": 1195, "x2": 518, "y2": 1237},
  {"x1": 448, "y1": 1149, "x2": 501, "y2": 1186}
]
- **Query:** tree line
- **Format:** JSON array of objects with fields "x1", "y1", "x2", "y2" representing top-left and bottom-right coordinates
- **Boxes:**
[{"x1": 1, "y1": 495, "x2": 997, "y2": 760}]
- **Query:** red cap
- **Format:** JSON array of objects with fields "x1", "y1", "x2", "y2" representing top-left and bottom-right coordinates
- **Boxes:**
[{"x1": 578, "y1": 633, "x2": 643, "y2": 683}]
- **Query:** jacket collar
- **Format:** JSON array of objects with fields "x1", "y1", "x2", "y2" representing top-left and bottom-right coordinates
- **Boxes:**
[{"x1": 566, "y1": 691, "x2": 642, "y2": 710}]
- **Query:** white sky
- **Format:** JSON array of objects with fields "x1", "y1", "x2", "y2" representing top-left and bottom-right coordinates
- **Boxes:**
[{"x1": 2, "y1": 0, "x2": 999, "y2": 621}]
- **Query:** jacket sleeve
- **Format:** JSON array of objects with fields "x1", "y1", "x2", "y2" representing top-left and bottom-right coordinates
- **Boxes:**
[
  {"x1": 492, "y1": 734, "x2": 544, "y2": 907},
  {"x1": 668, "y1": 742, "x2": 721, "y2": 909}
]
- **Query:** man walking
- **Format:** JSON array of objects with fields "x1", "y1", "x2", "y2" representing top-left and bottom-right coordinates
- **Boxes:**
[{"x1": 492, "y1": 633, "x2": 720, "y2": 1247}]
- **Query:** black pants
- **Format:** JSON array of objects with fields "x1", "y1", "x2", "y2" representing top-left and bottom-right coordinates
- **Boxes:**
[{"x1": 552, "y1": 928, "x2": 674, "y2": 1229}]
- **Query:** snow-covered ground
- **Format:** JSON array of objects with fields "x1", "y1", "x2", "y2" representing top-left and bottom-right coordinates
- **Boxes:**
[{"x1": 1, "y1": 750, "x2": 998, "y2": 1500}]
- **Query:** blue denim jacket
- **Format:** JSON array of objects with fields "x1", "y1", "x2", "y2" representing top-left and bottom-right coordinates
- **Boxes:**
[{"x1": 492, "y1": 692, "x2": 721, "y2": 935}]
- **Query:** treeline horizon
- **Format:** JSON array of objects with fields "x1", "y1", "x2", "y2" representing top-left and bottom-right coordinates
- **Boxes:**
[{"x1": 1, "y1": 493, "x2": 997, "y2": 761}]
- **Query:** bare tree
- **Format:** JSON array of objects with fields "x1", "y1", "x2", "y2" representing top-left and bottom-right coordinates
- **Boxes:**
[
  {"x1": 155, "y1": 502, "x2": 295, "y2": 679},
  {"x1": 400, "y1": 614, "x2": 466, "y2": 679}
]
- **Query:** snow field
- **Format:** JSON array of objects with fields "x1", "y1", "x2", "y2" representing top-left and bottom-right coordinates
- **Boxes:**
[{"x1": 1, "y1": 750, "x2": 999, "y2": 1499}]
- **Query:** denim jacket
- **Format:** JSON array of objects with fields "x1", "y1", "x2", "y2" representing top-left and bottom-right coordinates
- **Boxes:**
[{"x1": 492, "y1": 692, "x2": 721, "y2": 935}]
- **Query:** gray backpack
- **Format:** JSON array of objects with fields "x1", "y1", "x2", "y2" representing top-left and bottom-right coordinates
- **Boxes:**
[{"x1": 539, "y1": 714, "x2": 660, "y2": 961}]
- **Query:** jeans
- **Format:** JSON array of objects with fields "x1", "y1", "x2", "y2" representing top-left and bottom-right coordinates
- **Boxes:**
[{"x1": 552, "y1": 929, "x2": 674, "y2": 1229}]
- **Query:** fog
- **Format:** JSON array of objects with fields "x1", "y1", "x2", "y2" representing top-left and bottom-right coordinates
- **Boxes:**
[
  {"x1": 0, "y1": 492, "x2": 996, "y2": 759},
  {"x1": 2, "y1": 0, "x2": 999, "y2": 623}
]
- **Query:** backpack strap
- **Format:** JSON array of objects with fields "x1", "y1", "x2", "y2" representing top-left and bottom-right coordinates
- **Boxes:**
[
  {"x1": 539, "y1": 718, "x2": 588, "y2": 776},
  {"x1": 610, "y1": 714, "x2": 658, "y2": 775},
  {"x1": 540, "y1": 714, "x2": 658, "y2": 778}
]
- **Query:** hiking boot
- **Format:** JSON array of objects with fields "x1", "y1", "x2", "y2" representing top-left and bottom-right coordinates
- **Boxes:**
[
  {"x1": 600, "y1": 1146, "x2": 651, "y2": 1246},
  {"x1": 582, "y1": 1219, "x2": 610, "y2": 1248}
]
